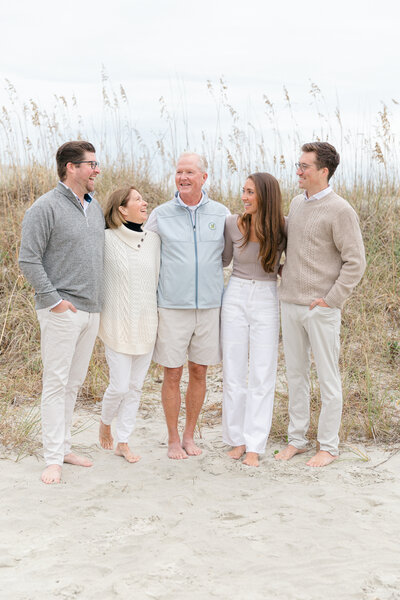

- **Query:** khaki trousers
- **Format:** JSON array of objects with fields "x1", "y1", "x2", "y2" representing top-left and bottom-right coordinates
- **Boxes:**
[
  {"x1": 281, "y1": 302, "x2": 342, "y2": 455},
  {"x1": 37, "y1": 308, "x2": 99, "y2": 465}
]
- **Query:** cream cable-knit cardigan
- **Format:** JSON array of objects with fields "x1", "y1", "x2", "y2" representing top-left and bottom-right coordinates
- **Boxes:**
[{"x1": 98, "y1": 226, "x2": 160, "y2": 355}]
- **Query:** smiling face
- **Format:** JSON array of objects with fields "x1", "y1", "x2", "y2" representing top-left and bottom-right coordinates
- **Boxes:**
[
  {"x1": 118, "y1": 189, "x2": 148, "y2": 223},
  {"x1": 68, "y1": 151, "x2": 100, "y2": 195},
  {"x1": 296, "y1": 151, "x2": 329, "y2": 196},
  {"x1": 175, "y1": 155, "x2": 208, "y2": 205},
  {"x1": 242, "y1": 178, "x2": 258, "y2": 215}
]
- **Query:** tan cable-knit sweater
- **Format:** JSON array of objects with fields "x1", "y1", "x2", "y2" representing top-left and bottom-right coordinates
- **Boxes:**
[
  {"x1": 98, "y1": 226, "x2": 160, "y2": 355},
  {"x1": 279, "y1": 191, "x2": 366, "y2": 309}
]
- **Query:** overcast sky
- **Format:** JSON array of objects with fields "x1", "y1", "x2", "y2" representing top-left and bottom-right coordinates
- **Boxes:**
[{"x1": 1, "y1": 0, "x2": 399, "y2": 172}]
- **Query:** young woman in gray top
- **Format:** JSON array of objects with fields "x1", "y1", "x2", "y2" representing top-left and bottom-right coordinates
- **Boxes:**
[{"x1": 221, "y1": 173, "x2": 286, "y2": 467}]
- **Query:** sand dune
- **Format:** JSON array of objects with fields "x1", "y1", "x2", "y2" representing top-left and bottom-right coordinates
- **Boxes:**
[{"x1": 1, "y1": 406, "x2": 399, "y2": 600}]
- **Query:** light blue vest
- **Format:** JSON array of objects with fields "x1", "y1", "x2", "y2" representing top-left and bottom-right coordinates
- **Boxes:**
[{"x1": 156, "y1": 192, "x2": 228, "y2": 309}]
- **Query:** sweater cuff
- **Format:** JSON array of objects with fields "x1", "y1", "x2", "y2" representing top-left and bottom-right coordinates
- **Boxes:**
[
  {"x1": 35, "y1": 291, "x2": 63, "y2": 310},
  {"x1": 324, "y1": 289, "x2": 344, "y2": 309}
]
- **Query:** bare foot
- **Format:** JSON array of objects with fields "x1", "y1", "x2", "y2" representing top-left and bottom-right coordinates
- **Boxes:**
[
  {"x1": 63, "y1": 453, "x2": 93, "y2": 467},
  {"x1": 41, "y1": 464, "x2": 62, "y2": 484},
  {"x1": 168, "y1": 441, "x2": 188, "y2": 460},
  {"x1": 182, "y1": 437, "x2": 202, "y2": 456},
  {"x1": 274, "y1": 444, "x2": 307, "y2": 461},
  {"x1": 99, "y1": 420, "x2": 113, "y2": 450},
  {"x1": 243, "y1": 452, "x2": 259, "y2": 467},
  {"x1": 115, "y1": 443, "x2": 141, "y2": 463},
  {"x1": 306, "y1": 450, "x2": 337, "y2": 467},
  {"x1": 227, "y1": 445, "x2": 246, "y2": 460}
]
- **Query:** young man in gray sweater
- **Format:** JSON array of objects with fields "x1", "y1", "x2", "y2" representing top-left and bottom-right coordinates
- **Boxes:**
[
  {"x1": 19, "y1": 141, "x2": 105, "y2": 484},
  {"x1": 276, "y1": 142, "x2": 366, "y2": 467}
]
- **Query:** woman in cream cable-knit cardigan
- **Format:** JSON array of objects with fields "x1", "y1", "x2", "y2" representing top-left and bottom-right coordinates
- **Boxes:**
[{"x1": 98, "y1": 187, "x2": 160, "y2": 463}]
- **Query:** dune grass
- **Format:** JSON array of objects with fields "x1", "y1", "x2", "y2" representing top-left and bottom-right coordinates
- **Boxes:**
[{"x1": 0, "y1": 79, "x2": 399, "y2": 456}]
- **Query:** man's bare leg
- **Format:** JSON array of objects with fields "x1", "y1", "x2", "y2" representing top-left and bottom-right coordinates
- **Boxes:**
[
  {"x1": 227, "y1": 445, "x2": 246, "y2": 460},
  {"x1": 41, "y1": 464, "x2": 62, "y2": 484},
  {"x1": 306, "y1": 450, "x2": 337, "y2": 467},
  {"x1": 99, "y1": 420, "x2": 114, "y2": 450},
  {"x1": 115, "y1": 442, "x2": 141, "y2": 463},
  {"x1": 162, "y1": 366, "x2": 188, "y2": 459},
  {"x1": 182, "y1": 361, "x2": 207, "y2": 456},
  {"x1": 243, "y1": 452, "x2": 259, "y2": 467},
  {"x1": 63, "y1": 453, "x2": 93, "y2": 467},
  {"x1": 274, "y1": 444, "x2": 307, "y2": 461}
]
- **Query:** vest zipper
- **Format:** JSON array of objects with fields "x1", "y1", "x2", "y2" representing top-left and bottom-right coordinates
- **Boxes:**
[
  {"x1": 187, "y1": 206, "x2": 199, "y2": 309},
  {"x1": 193, "y1": 208, "x2": 198, "y2": 309}
]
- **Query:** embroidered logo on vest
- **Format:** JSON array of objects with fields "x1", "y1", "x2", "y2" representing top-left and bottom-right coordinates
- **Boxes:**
[{"x1": 208, "y1": 222, "x2": 216, "y2": 230}]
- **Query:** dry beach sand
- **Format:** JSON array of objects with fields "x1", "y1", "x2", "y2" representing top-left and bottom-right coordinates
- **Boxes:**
[{"x1": 1, "y1": 397, "x2": 400, "y2": 600}]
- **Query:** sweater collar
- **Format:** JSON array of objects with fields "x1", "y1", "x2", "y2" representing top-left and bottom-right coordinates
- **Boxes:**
[
  {"x1": 112, "y1": 225, "x2": 148, "y2": 250},
  {"x1": 56, "y1": 181, "x2": 93, "y2": 210},
  {"x1": 303, "y1": 185, "x2": 332, "y2": 202}
]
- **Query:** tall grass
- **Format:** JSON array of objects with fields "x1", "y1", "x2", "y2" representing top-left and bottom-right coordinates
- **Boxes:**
[{"x1": 0, "y1": 77, "x2": 399, "y2": 455}]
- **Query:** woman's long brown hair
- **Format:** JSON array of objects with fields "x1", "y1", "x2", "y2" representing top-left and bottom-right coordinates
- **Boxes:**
[{"x1": 239, "y1": 172, "x2": 285, "y2": 273}]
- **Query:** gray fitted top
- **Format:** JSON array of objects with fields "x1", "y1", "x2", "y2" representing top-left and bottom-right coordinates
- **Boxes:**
[{"x1": 222, "y1": 214, "x2": 286, "y2": 281}]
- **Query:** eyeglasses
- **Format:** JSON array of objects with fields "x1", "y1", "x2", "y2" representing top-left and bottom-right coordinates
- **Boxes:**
[
  {"x1": 66, "y1": 161, "x2": 100, "y2": 169},
  {"x1": 295, "y1": 162, "x2": 314, "y2": 172}
]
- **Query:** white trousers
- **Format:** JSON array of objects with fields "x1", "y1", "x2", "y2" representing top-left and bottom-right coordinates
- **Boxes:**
[
  {"x1": 101, "y1": 345, "x2": 153, "y2": 444},
  {"x1": 281, "y1": 301, "x2": 342, "y2": 455},
  {"x1": 36, "y1": 308, "x2": 100, "y2": 466},
  {"x1": 221, "y1": 277, "x2": 280, "y2": 454}
]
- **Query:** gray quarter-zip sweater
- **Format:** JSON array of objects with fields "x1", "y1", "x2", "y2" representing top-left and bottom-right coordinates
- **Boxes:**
[{"x1": 19, "y1": 182, "x2": 105, "y2": 311}]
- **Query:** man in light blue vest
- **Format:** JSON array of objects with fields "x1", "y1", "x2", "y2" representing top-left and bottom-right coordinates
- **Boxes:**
[{"x1": 146, "y1": 153, "x2": 229, "y2": 459}]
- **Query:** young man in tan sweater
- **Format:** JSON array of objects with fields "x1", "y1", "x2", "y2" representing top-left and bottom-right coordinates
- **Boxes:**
[{"x1": 275, "y1": 142, "x2": 366, "y2": 467}]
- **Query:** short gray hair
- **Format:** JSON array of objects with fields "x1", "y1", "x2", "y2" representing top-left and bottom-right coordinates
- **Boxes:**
[{"x1": 177, "y1": 152, "x2": 208, "y2": 173}]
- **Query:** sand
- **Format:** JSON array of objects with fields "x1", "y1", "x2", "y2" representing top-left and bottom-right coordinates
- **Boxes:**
[{"x1": 1, "y1": 404, "x2": 400, "y2": 600}]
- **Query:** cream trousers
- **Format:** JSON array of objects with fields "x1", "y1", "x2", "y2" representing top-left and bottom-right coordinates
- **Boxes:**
[
  {"x1": 221, "y1": 277, "x2": 280, "y2": 454},
  {"x1": 101, "y1": 345, "x2": 153, "y2": 444},
  {"x1": 281, "y1": 301, "x2": 342, "y2": 455},
  {"x1": 37, "y1": 308, "x2": 99, "y2": 465}
]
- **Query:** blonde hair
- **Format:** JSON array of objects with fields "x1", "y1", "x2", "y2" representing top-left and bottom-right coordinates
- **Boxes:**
[{"x1": 104, "y1": 186, "x2": 137, "y2": 229}]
